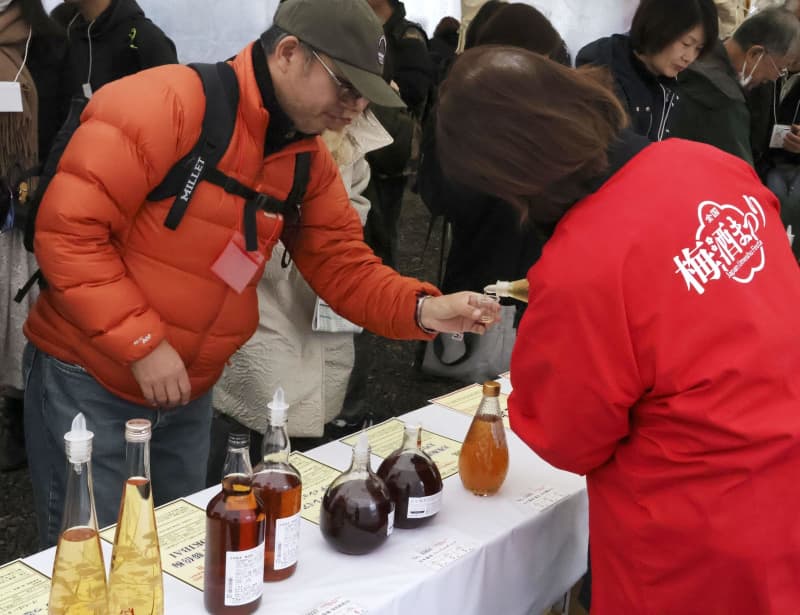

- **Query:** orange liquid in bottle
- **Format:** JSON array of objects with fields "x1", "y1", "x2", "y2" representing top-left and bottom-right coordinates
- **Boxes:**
[
  {"x1": 459, "y1": 414, "x2": 509, "y2": 496},
  {"x1": 252, "y1": 469, "x2": 301, "y2": 581}
]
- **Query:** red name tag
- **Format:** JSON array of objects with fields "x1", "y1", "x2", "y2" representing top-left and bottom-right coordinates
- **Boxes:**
[{"x1": 211, "y1": 232, "x2": 265, "y2": 293}]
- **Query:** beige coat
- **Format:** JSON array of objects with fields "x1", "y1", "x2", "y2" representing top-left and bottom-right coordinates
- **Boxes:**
[
  {"x1": 213, "y1": 112, "x2": 392, "y2": 436},
  {"x1": 716, "y1": 0, "x2": 750, "y2": 38}
]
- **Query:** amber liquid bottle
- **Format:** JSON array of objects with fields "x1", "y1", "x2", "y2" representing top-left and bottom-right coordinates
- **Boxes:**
[
  {"x1": 108, "y1": 419, "x2": 164, "y2": 615},
  {"x1": 205, "y1": 433, "x2": 266, "y2": 614},
  {"x1": 49, "y1": 413, "x2": 108, "y2": 615},
  {"x1": 253, "y1": 387, "x2": 302, "y2": 581},
  {"x1": 377, "y1": 424, "x2": 443, "y2": 529},
  {"x1": 320, "y1": 432, "x2": 394, "y2": 555},
  {"x1": 459, "y1": 381, "x2": 509, "y2": 496}
]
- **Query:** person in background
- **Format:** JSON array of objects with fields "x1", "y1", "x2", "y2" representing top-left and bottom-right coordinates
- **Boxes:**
[
  {"x1": 22, "y1": 0, "x2": 498, "y2": 548},
  {"x1": 437, "y1": 44, "x2": 800, "y2": 614},
  {"x1": 670, "y1": 7, "x2": 799, "y2": 163},
  {"x1": 208, "y1": 110, "x2": 393, "y2": 480},
  {"x1": 0, "y1": 0, "x2": 59, "y2": 472},
  {"x1": 715, "y1": 0, "x2": 749, "y2": 38},
  {"x1": 577, "y1": 0, "x2": 719, "y2": 142},
  {"x1": 429, "y1": 16, "x2": 459, "y2": 85},
  {"x1": 50, "y1": 0, "x2": 176, "y2": 99}
]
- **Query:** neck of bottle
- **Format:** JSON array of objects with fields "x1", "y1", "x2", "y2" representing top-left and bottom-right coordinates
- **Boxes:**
[
  {"x1": 402, "y1": 426, "x2": 421, "y2": 451},
  {"x1": 225, "y1": 445, "x2": 253, "y2": 479},
  {"x1": 61, "y1": 459, "x2": 97, "y2": 531},
  {"x1": 124, "y1": 439, "x2": 151, "y2": 481},
  {"x1": 477, "y1": 394, "x2": 503, "y2": 418},
  {"x1": 262, "y1": 411, "x2": 290, "y2": 464}
]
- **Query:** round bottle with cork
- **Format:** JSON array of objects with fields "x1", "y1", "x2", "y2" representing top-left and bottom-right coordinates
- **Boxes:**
[{"x1": 458, "y1": 381, "x2": 509, "y2": 496}]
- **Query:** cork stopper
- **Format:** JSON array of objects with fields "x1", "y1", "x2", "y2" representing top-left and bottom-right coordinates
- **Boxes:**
[{"x1": 482, "y1": 381, "x2": 501, "y2": 397}]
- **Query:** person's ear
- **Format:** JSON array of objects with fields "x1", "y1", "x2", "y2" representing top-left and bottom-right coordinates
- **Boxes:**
[
  {"x1": 746, "y1": 45, "x2": 766, "y2": 63},
  {"x1": 273, "y1": 35, "x2": 303, "y2": 74}
]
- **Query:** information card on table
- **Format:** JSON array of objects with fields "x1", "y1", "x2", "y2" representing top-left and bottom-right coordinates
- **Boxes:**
[
  {"x1": 410, "y1": 534, "x2": 478, "y2": 571},
  {"x1": 100, "y1": 498, "x2": 206, "y2": 591},
  {"x1": 514, "y1": 486, "x2": 569, "y2": 513},
  {"x1": 304, "y1": 596, "x2": 368, "y2": 615},
  {"x1": 340, "y1": 418, "x2": 463, "y2": 479},
  {"x1": 430, "y1": 383, "x2": 511, "y2": 428},
  {"x1": 289, "y1": 452, "x2": 343, "y2": 525},
  {"x1": 0, "y1": 560, "x2": 50, "y2": 615}
]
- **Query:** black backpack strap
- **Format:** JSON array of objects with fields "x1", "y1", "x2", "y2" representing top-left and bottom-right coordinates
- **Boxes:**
[
  {"x1": 148, "y1": 61, "x2": 239, "y2": 229},
  {"x1": 279, "y1": 152, "x2": 312, "y2": 260}
]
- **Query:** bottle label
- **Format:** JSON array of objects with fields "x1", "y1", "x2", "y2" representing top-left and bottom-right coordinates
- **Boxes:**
[
  {"x1": 407, "y1": 490, "x2": 443, "y2": 519},
  {"x1": 224, "y1": 541, "x2": 265, "y2": 606},
  {"x1": 387, "y1": 508, "x2": 395, "y2": 536},
  {"x1": 273, "y1": 511, "x2": 301, "y2": 570}
]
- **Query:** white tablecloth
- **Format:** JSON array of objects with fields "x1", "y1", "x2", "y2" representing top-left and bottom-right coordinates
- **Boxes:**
[{"x1": 24, "y1": 401, "x2": 588, "y2": 615}]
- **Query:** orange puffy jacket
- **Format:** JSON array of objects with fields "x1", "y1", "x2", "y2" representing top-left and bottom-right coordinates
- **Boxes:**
[{"x1": 25, "y1": 43, "x2": 438, "y2": 405}]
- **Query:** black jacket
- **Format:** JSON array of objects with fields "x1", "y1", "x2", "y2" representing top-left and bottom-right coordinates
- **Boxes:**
[
  {"x1": 27, "y1": 32, "x2": 69, "y2": 155},
  {"x1": 577, "y1": 34, "x2": 679, "y2": 142},
  {"x1": 382, "y1": 1, "x2": 434, "y2": 118},
  {"x1": 51, "y1": 0, "x2": 177, "y2": 98},
  {"x1": 670, "y1": 40, "x2": 753, "y2": 165}
]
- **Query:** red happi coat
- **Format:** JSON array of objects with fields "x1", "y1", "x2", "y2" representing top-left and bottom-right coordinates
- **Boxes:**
[{"x1": 509, "y1": 138, "x2": 800, "y2": 614}]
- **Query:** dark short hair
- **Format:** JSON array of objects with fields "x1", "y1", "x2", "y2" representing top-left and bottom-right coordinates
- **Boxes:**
[
  {"x1": 733, "y1": 7, "x2": 800, "y2": 56},
  {"x1": 437, "y1": 46, "x2": 628, "y2": 225},
  {"x1": 475, "y1": 3, "x2": 569, "y2": 65},
  {"x1": 464, "y1": 0, "x2": 506, "y2": 50},
  {"x1": 630, "y1": 0, "x2": 719, "y2": 59},
  {"x1": 260, "y1": 24, "x2": 313, "y2": 59},
  {"x1": 434, "y1": 16, "x2": 460, "y2": 40}
]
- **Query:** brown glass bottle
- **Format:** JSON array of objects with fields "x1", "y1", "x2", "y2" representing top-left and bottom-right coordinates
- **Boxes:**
[
  {"x1": 320, "y1": 432, "x2": 394, "y2": 555},
  {"x1": 377, "y1": 424, "x2": 443, "y2": 529},
  {"x1": 252, "y1": 387, "x2": 302, "y2": 581},
  {"x1": 459, "y1": 381, "x2": 509, "y2": 496},
  {"x1": 205, "y1": 434, "x2": 265, "y2": 615}
]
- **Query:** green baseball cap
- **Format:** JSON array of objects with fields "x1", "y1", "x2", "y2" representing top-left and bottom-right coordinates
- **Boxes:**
[{"x1": 273, "y1": 0, "x2": 405, "y2": 108}]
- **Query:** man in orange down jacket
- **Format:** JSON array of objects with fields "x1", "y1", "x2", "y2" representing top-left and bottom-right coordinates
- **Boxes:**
[{"x1": 22, "y1": 0, "x2": 499, "y2": 548}]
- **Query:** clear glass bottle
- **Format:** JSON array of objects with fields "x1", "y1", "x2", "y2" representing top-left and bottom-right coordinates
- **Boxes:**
[
  {"x1": 253, "y1": 388, "x2": 302, "y2": 581},
  {"x1": 377, "y1": 424, "x2": 443, "y2": 529},
  {"x1": 484, "y1": 279, "x2": 529, "y2": 303},
  {"x1": 205, "y1": 433, "x2": 266, "y2": 614},
  {"x1": 49, "y1": 413, "x2": 108, "y2": 615},
  {"x1": 459, "y1": 381, "x2": 509, "y2": 496},
  {"x1": 320, "y1": 432, "x2": 394, "y2": 555},
  {"x1": 108, "y1": 419, "x2": 164, "y2": 615}
]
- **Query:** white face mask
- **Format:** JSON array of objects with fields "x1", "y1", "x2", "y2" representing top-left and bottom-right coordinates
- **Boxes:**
[
  {"x1": 0, "y1": 0, "x2": 14, "y2": 12},
  {"x1": 739, "y1": 52, "x2": 764, "y2": 89}
]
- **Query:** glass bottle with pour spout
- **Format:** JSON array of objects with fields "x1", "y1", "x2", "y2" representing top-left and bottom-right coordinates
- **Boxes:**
[
  {"x1": 458, "y1": 381, "x2": 509, "y2": 496},
  {"x1": 484, "y1": 279, "x2": 529, "y2": 303},
  {"x1": 48, "y1": 413, "x2": 108, "y2": 615}
]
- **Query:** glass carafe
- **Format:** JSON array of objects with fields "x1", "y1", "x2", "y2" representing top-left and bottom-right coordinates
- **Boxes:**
[
  {"x1": 49, "y1": 413, "x2": 108, "y2": 615},
  {"x1": 108, "y1": 419, "x2": 164, "y2": 615},
  {"x1": 320, "y1": 432, "x2": 394, "y2": 554},
  {"x1": 377, "y1": 424, "x2": 443, "y2": 528},
  {"x1": 459, "y1": 381, "x2": 509, "y2": 495}
]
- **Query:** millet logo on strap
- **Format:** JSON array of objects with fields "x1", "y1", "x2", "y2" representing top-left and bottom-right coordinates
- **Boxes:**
[{"x1": 181, "y1": 157, "x2": 206, "y2": 202}]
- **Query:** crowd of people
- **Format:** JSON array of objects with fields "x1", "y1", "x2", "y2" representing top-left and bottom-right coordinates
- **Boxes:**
[{"x1": 1, "y1": 0, "x2": 800, "y2": 613}]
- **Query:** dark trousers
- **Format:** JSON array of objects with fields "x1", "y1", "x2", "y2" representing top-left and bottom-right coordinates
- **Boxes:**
[{"x1": 363, "y1": 175, "x2": 406, "y2": 271}]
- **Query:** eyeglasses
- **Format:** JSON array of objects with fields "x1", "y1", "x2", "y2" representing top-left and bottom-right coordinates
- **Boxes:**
[
  {"x1": 312, "y1": 50, "x2": 363, "y2": 103},
  {"x1": 766, "y1": 52, "x2": 789, "y2": 79}
]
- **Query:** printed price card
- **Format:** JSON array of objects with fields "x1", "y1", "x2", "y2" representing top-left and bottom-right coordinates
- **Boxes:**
[
  {"x1": 430, "y1": 383, "x2": 510, "y2": 428},
  {"x1": 514, "y1": 486, "x2": 568, "y2": 513},
  {"x1": 305, "y1": 596, "x2": 368, "y2": 614},
  {"x1": 341, "y1": 418, "x2": 462, "y2": 479},
  {"x1": 0, "y1": 560, "x2": 50, "y2": 615},
  {"x1": 411, "y1": 536, "x2": 477, "y2": 571},
  {"x1": 101, "y1": 498, "x2": 206, "y2": 591},
  {"x1": 289, "y1": 452, "x2": 342, "y2": 525}
]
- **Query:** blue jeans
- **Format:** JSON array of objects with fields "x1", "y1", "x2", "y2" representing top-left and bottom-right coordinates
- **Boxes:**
[{"x1": 23, "y1": 343, "x2": 213, "y2": 548}]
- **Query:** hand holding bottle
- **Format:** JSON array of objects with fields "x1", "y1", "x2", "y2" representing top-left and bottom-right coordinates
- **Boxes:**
[
  {"x1": 131, "y1": 339, "x2": 191, "y2": 407},
  {"x1": 419, "y1": 292, "x2": 501, "y2": 335}
]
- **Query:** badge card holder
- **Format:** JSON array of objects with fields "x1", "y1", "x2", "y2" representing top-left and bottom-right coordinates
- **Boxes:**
[
  {"x1": 770, "y1": 124, "x2": 792, "y2": 149},
  {"x1": 0, "y1": 82, "x2": 23, "y2": 112},
  {"x1": 211, "y1": 231, "x2": 265, "y2": 294}
]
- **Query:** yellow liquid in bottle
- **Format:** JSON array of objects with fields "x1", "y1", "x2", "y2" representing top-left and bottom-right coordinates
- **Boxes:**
[
  {"x1": 108, "y1": 477, "x2": 164, "y2": 615},
  {"x1": 49, "y1": 526, "x2": 108, "y2": 615}
]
